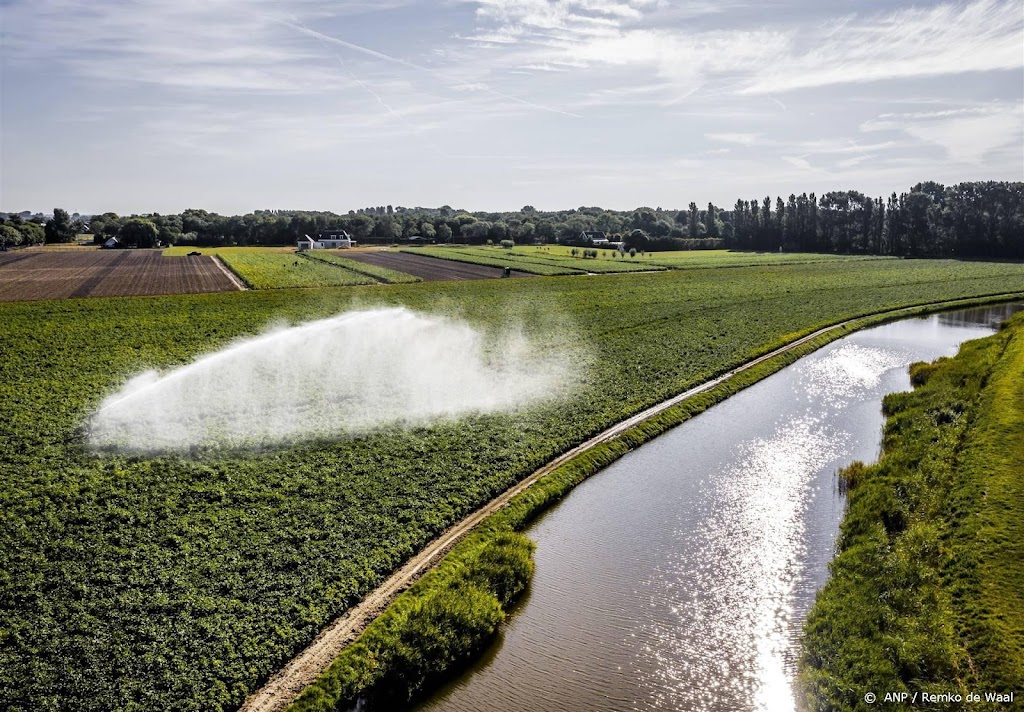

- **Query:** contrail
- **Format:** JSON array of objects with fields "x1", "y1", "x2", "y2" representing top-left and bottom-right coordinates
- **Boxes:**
[
  {"x1": 300, "y1": 23, "x2": 452, "y2": 157},
  {"x1": 277, "y1": 19, "x2": 582, "y2": 119}
]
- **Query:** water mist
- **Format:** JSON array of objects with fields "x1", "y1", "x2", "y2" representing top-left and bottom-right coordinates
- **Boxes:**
[{"x1": 88, "y1": 307, "x2": 572, "y2": 453}]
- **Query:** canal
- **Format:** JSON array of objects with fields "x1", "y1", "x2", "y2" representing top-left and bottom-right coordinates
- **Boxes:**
[{"x1": 415, "y1": 303, "x2": 1022, "y2": 712}]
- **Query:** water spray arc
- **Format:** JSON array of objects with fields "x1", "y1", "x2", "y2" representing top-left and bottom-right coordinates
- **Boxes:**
[{"x1": 89, "y1": 308, "x2": 570, "y2": 454}]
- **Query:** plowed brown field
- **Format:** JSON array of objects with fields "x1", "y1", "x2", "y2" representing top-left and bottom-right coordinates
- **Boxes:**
[
  {"x1": 0, "y1": 250, "x2": 239, "y2": 301},
  {"x1": 341, "y1": 250, "x2": 533, "y2": 280}
]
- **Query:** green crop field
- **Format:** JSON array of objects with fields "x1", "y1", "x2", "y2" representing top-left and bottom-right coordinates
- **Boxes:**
[
  {"x1": 219, "y1": 251, "x2": 376, "y2": 289},
  {"x1": 519, "y1": 244, "x2": 886, "y2": 269},
  {"x1": 638, "y1": 249, "x2": 886, "y2": 269},
  {"x1": 2, "y1": 259, "x2": 1024, "y2": 711},
  {"x1": 453, "y1": 246, "x2": 660, "y2": 273},
  {"x1": 520, "y1": 244, "x2": 880, "y2": 266},
  {"x1": 406, "y1": 244, "x2": 887, "y2": 275},
  {"x1": 163, "y1": 246, "x2": 377, "y2": 289},
  {"x1": 302, "y1": 251, "x2": 421, "y2": 284},
  {"x1": 406, "y1": 246, "x2": 659, "y2": 274}
]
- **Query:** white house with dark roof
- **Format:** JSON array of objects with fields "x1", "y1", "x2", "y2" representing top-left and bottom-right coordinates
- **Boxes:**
[
  {"x1": 319, "y1": 230, "x2": 356, "y2": 248},
  {"x1": 580, "y1": 230, "x2": 609, "y2": 245},
  {"x1": 296, "y1": 230, "x2": 358, "y2": 251}
]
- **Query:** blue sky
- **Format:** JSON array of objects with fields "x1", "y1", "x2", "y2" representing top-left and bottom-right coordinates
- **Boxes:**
[{"x1": 2, "y1": 0, "x2": 1022, "y2": 214}]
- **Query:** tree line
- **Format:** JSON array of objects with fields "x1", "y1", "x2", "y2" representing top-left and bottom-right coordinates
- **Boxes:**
[
  {"x1": 729, "y1": 181, "x2": 1023, "y2": 258},
  {"x1": 4, "y1": 181, "x2": 1021, "y2": 259}
]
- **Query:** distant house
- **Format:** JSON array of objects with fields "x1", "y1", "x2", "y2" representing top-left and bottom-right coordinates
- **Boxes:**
[
  {"x1": 296, "y1": 235, "x2": 319, "y2": 251},
  {"x1": 319, "y1": 229, "x2": 356, "y2": 249},
  {"x1": 102, "y1": 236, "x2": 121, "y2": 249},
  {"x1": 581, "y1": 230, "x2": 609, "y2": 245}
]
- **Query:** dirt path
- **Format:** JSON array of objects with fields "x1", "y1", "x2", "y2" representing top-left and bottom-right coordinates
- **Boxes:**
[
  {"x1": 238, "y1": 297, "x2": 1019, "y2": 712},
  {"x1": 212, "y1": 255, "x2": 248, "y2": 290}
]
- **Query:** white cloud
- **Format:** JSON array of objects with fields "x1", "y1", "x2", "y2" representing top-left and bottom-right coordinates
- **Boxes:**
[
  {"x1": 461, "y1": 0, "x2": 1023, "y2": 97},
  {"x1": 706, "y1": 132, "x2": 760, "y2": 146},
  {"x1": 862, "y1": 104, "x2": 1024, "y2": 163},
  {"x1": 2, "y1": 0, "x2": 357, "y2": 93},
  {"x1": 742, "y1": 0, "x2": 1024, "y2": 94},
  {"x1": 782, "y1": 156, "x2": 813, "y2": 171}
]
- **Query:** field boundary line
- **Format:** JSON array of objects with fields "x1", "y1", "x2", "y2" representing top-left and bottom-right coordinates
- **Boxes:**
[
  {"x1": 212, "y1": 255, "x2": 249, "y2": 290},
  {"x1": 239, "y1": 292, "x2": 1024, "y2": 712}
]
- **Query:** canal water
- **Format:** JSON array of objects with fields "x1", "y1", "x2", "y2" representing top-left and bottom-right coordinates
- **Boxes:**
[{"x1": 415, "y1": 303, "x2": 1022, "y2": 712}]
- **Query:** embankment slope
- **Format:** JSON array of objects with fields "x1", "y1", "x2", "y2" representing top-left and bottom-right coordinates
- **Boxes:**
[{"x1": 801, "y1": 312, "x2": 1024, "y2": 709}]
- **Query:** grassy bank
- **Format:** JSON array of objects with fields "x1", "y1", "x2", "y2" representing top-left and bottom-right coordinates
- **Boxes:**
[
  {"x1": 3, "y1": 260, "x2": 1024, "y2": 710},
  {"x1": 801, "y1": 311, "x2": 1024, "y2": 709},
  {"x1": 289, "y1": 297, "x2": 1024, "y2": 712}
]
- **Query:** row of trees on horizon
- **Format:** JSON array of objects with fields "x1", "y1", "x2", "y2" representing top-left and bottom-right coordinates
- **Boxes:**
[{"x1": 2, "y1": 181, "x2": 1021, "y2": 259}]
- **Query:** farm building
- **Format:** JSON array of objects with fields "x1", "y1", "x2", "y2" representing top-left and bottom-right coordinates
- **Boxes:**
[
  {"x1": 102, "y1": 237, "x2": 121, "y2": 249},
  {"x1": 580, "y1": 231, "x2": 609, "y2": 245},
  {"x1": 296, "y1": 231, "x2": 357, "y2": 250},
  {"x1": 319, "y1": 230, "x2": 356, "y2": 248}
]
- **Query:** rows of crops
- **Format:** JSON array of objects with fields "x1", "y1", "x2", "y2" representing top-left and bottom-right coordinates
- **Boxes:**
[
  {"x1": 476, "y1": 246, "x2": 660, "y2": 273},
  {"x1": 404, "y1": 245, "x2": 880, "y2": 275},
  {"x1": 406, "y1": 246, "x2": 660, "y2": 275},
  {"x1": 515, "y1": 245, "x2": 885, "y2": 269},
  {"x1": 0, "y1": 250, "x2": 238, "y2": 301},
  {"x1": 216, "y1": 251, "x2": 377, "y2": 289},
  {"x1": 407, "y1": 247, "x2": 578, "y2": 275},
  {"x1": 2, "y1": 259, "x2": 1024, "y2": 710},
  {"x1": 301, "y1": 251, "x2": 421, "y2": 284}
]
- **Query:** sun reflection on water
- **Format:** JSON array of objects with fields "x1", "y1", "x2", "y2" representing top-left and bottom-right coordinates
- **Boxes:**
[{"x1": 640, "y1": 418, "x2": 844, "y2": 711}]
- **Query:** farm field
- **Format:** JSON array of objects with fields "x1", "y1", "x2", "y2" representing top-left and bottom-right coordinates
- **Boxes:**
[
  {"x1": 401, "y1": 245, "x2": 885, "y2": 274},
  {"x1": 2, "y1": 260, "x2": 1024, "y2": 710},
  {"x1": 454, "y1": 246, "x2": 662, "y2": 273},
  {"x1": 517, "y1": 245, "x2": 886, "y2": 269},
  {"x1": 404, "y1": 246, "x2": 659, "y2": 275},
  {"x1": 302, "y1": 250, "x2": 421, "y2": 284},
  {"x1": 402, "y1": 247, "x2": 579, "y2": 275},
  {"x1": 344, "y1": 250, "x2": 534, "y2": 281},
  {"x1": 0, "y1": 250, "x2": 238, "y2": 301},
  {"x1": 214, "y1": 251, "x2": 377, "y2": 289}
]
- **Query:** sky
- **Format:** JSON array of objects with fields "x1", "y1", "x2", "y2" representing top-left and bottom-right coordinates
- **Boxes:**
[{"x1": 1, "y1": 0, "x2": 1022, "y2": 215}]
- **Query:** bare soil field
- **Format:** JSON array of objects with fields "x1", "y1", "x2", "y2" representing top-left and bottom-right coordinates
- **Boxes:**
[
  {"x1": 0, "y1": 251, "x2": 240, "y2": 301},
  {"x1": 341, "y1": 250, "x2": 534, "y2": 281}
]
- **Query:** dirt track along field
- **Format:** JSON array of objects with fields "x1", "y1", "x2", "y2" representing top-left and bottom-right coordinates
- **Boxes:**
[
  {"x1": 341, "y1": 250, "x2": 534, "y2": 281},
  {"x1": 0, "y1": 251, "x2": 240, "y2": 301}
]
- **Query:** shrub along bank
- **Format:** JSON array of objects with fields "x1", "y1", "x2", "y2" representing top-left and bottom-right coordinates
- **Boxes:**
[{"x1": 801, "y1": 312, "x2": 1024, "y2": 710}]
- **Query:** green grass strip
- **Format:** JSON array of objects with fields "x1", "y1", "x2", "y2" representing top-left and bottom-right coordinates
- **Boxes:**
[
  {"x1": 288, "y1": 293, "x2": 1024, "y2": 712},
  {"x1": 218, "y1": 252, "x2": 376, "y2": 289}
]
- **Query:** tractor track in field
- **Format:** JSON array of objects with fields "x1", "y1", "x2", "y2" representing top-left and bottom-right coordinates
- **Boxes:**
[{"x1": 239, "y1": 294, "x2": 1024, "y2": 712}]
